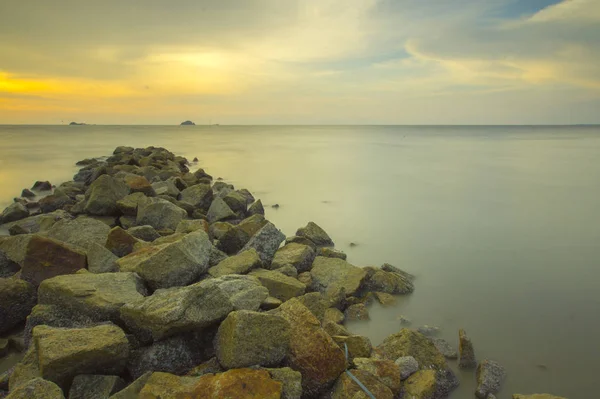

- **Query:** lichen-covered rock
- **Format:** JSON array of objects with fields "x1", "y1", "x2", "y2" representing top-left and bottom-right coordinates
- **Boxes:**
[
  {"x1": 208, "y1": 249, "x2": 261, "y2": 277},
  {"x1": 180, "y1": 184, "x2": 213, "y2": 210},
  {"x1": 297, "y1": 272, "x2": 312, "y2": 287},
  {"x1": 270, "y1": 243, "x2": 316, "y2": 273},
  {"x1": 216, "y1": 310, "x2": 291, "y2": 369},
  {"x1": 266, "y1": 368, "x2": 302, "y2": 399},
  {"x1": 84, "y1": 175, "x2": 130, "y2": 216},
  {"x1": 295, "y1": 222, "x2": 334, "y2": 247},
  {"x1": 353, "y1": 357, "x2": 401, "y2": 394},
  {"x1": 120, "y1": 279, "x2": 233, "y2": 343},
  {"x1": 476, "y1": 360, "x2": 506, "y2": 398},
  {"x1": 373, "y1": 292, "x2": 397, "y2": 306},
  {"x1": 459, "y1": 328, "x2": 477, "y2": 369},
  {"x1": 117, "y1": 230, "x2": 211, "y2": 290},
  {"x1": 222, "y1": 191, "x2": 248, "y2": 213},
  {"x1": 292, "y1": 292, "x2": 329, "y2": 322},
  {"x1": 5, "y1": 377, "x2": 64, "y2": 399},
  {"x1": 323, "y1": 321, "x2": 351, "y2": 338},
  {"x1": 39, "y1": 191, "x2": 75, "y2": 213},
  {"x1": 274, "y1": 298, "x2": 346, "y2": 396},
  {"x1": 512, "y1": 395, "x2": 568, "y2": 399},
  {"x1": 151, "y1": 180, "x2": 180, "y2": 198},
  {"x1": 212, "y1": 274, "x2": 269, "y2": 311},
  {"x1": 20, "y1": 235, "x2": 87, "y2": 286},
  {"x1": 38, "y1": 272, "x2": 146, "y2": 324},
  {"x1": 310, "y1": 257, "x2": 367, "y2": 297},
  {"x1": 248, "y1": 199, "x2": 265, "y2": 216},
  {"x1": 116, "y1": 192, "x2": 147, "y2": 216},
  {"x1": 107, "y1": 372, "x2": 152, "y2": 399},
  {"x1": 2, "y1": 210, "x2": 72, "y2": 236},
  {"x1": 250, "y1": 269, "x2": 306, "y2": 302},
  {"x1": 236, "y1": 214, "x2": 268, "y2": 238},
  {"x1": 431, "y1": 338, "x2": 457, "y2": 359},
  {"x1": 69, "y1": 375, "x2": 125, "y2": 399},
  {"x1": 273, "y1": 264, "x2": 298, "y2": 278},
  {"x1": 127, "y1": 225, "x2": 160, "y2": 242},
  {"x1": 209, "y1": 245, "x2": 228, "y2": 267},
  {"x1": 240, "y1": 222, "x2": 285, "y2": 265},
  {"x1": 23, "y1": 305, "x2": 95, "y2": 348},
  {"x1": 403, "y1": 370, "x2": 437, "y2": 399},
  {"x1": 318, "y1": 247, "x2": 347, "y2": 260},
  {"x1": 332, "y1": 335, "x2": 372, "y2": 359},
  {"x1": 189, "y1": 369, "x2": 283, "y2": 399},
  {"x1": 0, "y1": 278, "x2": 36, "y2": 334},
  {"x1": 136, "y1": 197, "x2": 187, "y2": 231},
  {"x1": 215, "y1": 226, "x2": 248, "y2": 255},
  {"x1": 395, "y1": 356, "x2": 419, "y2": 380},
  {"x1": 261, "y1": 296, "x2": 283, "y2": 310},
  {"x1": 105, "y1": 226, "x2": 146, "y2": 257},
  {"x1": 206, "y1": 197, "x2": 236, "y2": 223},
  {"x1": 331, "y1": 369, "x2": 394, "y2": 399},
  {"x1": 323, "y1": 307, "x2": 344, "y2": 324},
  {"x1": 186, "y1": 357, "x2": 223, "y2": 377},
  {"x1": 376, "y1": 329, "x2": 447, "y2": 370},
  {"x1": 175, "y1": 219, "x2": 208, "y2": 234},
  {"x1": 364, "y1": 268, "x2": 414, "y2": 294},
  {"x1": 0, "y1": 203, "x2": 29, "y2": 224},
  {"x1": 345, "y1": 303, "x2": 370, "y2": 321},
  {"x1": 136, "y1": 372, "x2": 201, "y2": 398},
  {"x1": 33, "y1": 324, "x2": 129, "y2": 388}
]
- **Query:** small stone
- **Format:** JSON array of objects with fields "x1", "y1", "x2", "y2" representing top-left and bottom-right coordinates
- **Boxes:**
[
  {"x1": 345, "y1": 303, "x2": 370, "y2": 321},
  {"x1": 271, "y1": 203, "x2": 280, "y2": 209},
  {"x1": 459, "y1": 328, "x2": 477, "y2": 369},
  {"x1": 476, "y1": 360, "x2": 506, "y2": 398},
  {"x1": 374, "y1": 292, "x2": 397, "y2": 306},
  {"x1": 395, "y1": 356, "x2": 419, "y2": 380},
  {"x1": 397, "y1": 315, "x2": 412, "y2": 325}
]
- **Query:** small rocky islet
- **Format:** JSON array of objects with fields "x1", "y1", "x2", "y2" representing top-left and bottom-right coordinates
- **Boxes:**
[{"x1": 0, "y1": 146, "x2": 567, "y2": 399}]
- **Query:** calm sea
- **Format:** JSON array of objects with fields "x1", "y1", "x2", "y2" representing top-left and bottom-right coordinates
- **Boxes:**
[{"x1": 1, "y1": 125, "x2": 599, "y2": 398}]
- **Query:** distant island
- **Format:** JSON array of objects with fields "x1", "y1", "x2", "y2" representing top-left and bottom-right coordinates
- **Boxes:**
[
  {"x1": 69, "y1": 122, "x2": 86, "y2": 126},
  {"x1": 180, "y1": 120, "x2": 195, "y2": 126}
]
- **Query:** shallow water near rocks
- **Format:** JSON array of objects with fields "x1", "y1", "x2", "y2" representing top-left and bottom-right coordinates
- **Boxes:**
[{"x1": 1, "y1": 125, "x2": 599, "y2": 398}]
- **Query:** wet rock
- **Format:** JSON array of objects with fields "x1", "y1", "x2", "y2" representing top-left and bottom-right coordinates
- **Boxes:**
[
  {"x1": 376, "y1": 329, "x2": 447, "y2": 370},
  {"x1": 247, "y1": 199, "x2": 265, "y2": 216},
  {"x1": 117, "y1": 230, "x2": 211, "y2": 290},
  {"x1": 208, "y1": 249, "x2": 261, "y2": 277},
  {"x1": 1, "y1": 203, "x2": 29, "y2": 224},
  {"x1": 365, "y1": 267, "x2": 414, "y2": 294},
  {"x1": 222, "y1": 191, "x2": 248, "y2": 213},
  {"x1": 31, "y1": 181, "x2": 52, "y2": 191},
  {"x1": 105, "y1": 226, "x2": 146, "y2": 257},
  {"x1": 38, "y1": 272, "x2": 146, "y2": 324},
  {"x1": 0, "y1": 250, "x2": 20, "y2": 278},
  {"x1": 151, "y1": 180, "x2": 180, "y2": 198},
  {"x1": 175, "y1": 219, "x2": 208, "y2": 234},
  {"x1": 69, "y1": 375, "x2": 125, "y2": 399},
  {"x1": 212, "y1": 274, "x2": 269, "y2": 311},
  {"x1": 250, "y1": 269, "x2": 306, "y2": 302},
  {"x1": 186, "y1": 357, "x2": 223, "y2": 377},
  {"x1": 374, "y1": 292, "x2": 397, "y2": 306},
  {"x1": 33, "y1": 324, "x2": 129, "y2": 388},
  {"x1": 136, "y1": 197, "x2": 186, "y2": 231},
  {"x1": 120, "y1": 279, "x2": 233, "y2": 343},
  {"x1": 431, "y1": 338, "x2": 458, "y2": 359},
  {"x1": 318, "y1": 247, "x2": 347, "y2": 260},
  {"x1": 20, "y1": 189, "x2": 35, "y2": 198},
  {"x1": 395, "y1": 356, "x2": 419, "y2": 380},
  {"x1": 20, "y1": 235, "x2": 87, "y2": 286},
  {"x1": 114, "y1": 146, "x2": 134, "y2": 154},
  {"x1": 240, "y1": 222, "x2": 285, "y2": 265},
  {"x1": 270, "y1": 243, "x2": 315, "y2": 273},
  {"x1": 331, "y1": 369, "x2": 394, "y2": 399},
  {"x1": 353, "y1": 357, "x2": 401, "y2": 395},
  {"x1": 180, "y1": 183, "x2": 213, "y2": 210},
  {"x1": 266, "y1": 367, "x2": 302, "y2": 399},
  {"x1": 115, "y1": 192, "x2": 147, "y2": 216},
  {"x1": 310, "y1": 257, "x2": 368, "y2": 297},
  {"x1": 323, "y1": 307, "x2": 345, "y2": 324},
  {"x1": 0, "y1": 278, "x2": 36, "y2": 334},
  {"x1": 84, "y1": 175, "x2": 130, "y2": 216},
  {"x1": 345, "y1": 303, "x2": 370, "y2": 321},
  {"x1": 333, "y1": 335, "x2": 372, "y2": 360},
  {"x1": 381, "y1": 263, "x2": 415, "y2": 281},
  {"x1": 127, "y1": 225, "x2": 160, "y2": 242},
  {"x1": 296, "y1": 221, "x2": 334, "y2": 247},
  {"x1": 459, "y1": 328, "x2": 477, "y2": 369},
  {"x1": 417, "y1": 325, "x2": 440, "y2": 337},
  {"x1": 216, "y1": 310, "x2": 291, "y2": 369},
  {"x1": 206, "y1": 197, "x2": 236, "y2": 223},
  {"x1": 5, "y1": 377, "x2": 64, "y2": 399},
  {"x1": 274, "y1": 298, "x2": 346, "y2": 396},
  {"x1": 476, "y1": 360, "x2": 506, "y2": 398}
]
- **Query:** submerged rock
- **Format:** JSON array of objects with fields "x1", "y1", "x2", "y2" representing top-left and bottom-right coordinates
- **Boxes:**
[
  {"x1": 476, "y1": 360, "x2": 506, "y2": 398},
  {"x1": 345, "y1": 303, "x2": 370, "y2": 321},
  {"x1": 459, "y1": 328, "x2": 477, "y2": 369}
]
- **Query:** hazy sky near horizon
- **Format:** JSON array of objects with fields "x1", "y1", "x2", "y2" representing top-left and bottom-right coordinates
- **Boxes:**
[{"x1": 0, "y1": 0, "x2": 599, "y2": 125}]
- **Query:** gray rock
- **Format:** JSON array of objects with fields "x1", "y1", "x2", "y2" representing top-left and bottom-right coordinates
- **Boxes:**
[
  {"x1": 266, "y1": 368, "x2": 302, "y2": 399},
  {"x1": 209, "y1": 245, "x2": 228, "y2": 267},
  {"x1": 248, "y1": 199, "x2": 265, "y2": 216},
  {"x1": 295, "y1": 222, "x2": 334, "y2": 247},
  {"x1": 116, "y1": 192, "x2": 148, "y2": 216},
  {"x1": 127, "y1": 225, "x2": 160, "y2": 242},
  {"x1": 0, "y1": 250, "x2": 20, "y2": 278},
  {"x1": 84, "y1": 175, "x2": 130, "y2": 216},
  {"x1": 136, "y1": 197, "x2": 187, "y2": 231},
  {"x1": 3, "y1": 210, "x2": 73, "y2": 235},
  {"x1": 5, "y1": 377, "x2": 64, "y2": 399},
  {"x1": 24, "y1": 304, "x2": 95, "y2": 348},
  {"x1": 212, "y1": 274, "x2": 269, "y2": 311},
  {"x1": 318, "y1": 247, "x2": 347, "y2": 260},
  {"x1": 216, "y1": 310, "x2": 291, "y2": 368},
  {"x1": 69, "y1": 375, "x2": 125, "y2": 399},
  {"x1": 432, "y1": 338, "x2": 458, "y2": 359},
  {"x1": 0, "y1": 235, "x2": 33, "y2": 264},
  {"x1": 120, "y1": 279, "x2": 233, "y2": 343},
  {"x1": 206, "y1": 197, "x2": 236, "y2": 223},
  {"x1": 0, "y1": 278, "x2": 36, "y2": 334},
  {"x1": 222, "y1": 191, "x2": 248, "y2": 213},
  {"x1": 395, "y1": 356, "x2": 419, "y2": 380},
  {"x1": 240, "y1": 222, "x2": 285, "y2": 265},
  {"x1": 250, "y1": 269, "x2": 306, "y2": 302},
  {"x1": 180, "y1": 184, "x2": 213, "y2": 210},
  {"x1": 31, "y1": 181, "x2": 52, "y2": 191},
  {"x1": 476, "y1": 360, "x2": 506, "y2": 398},
  {"x1": 293, "y1": 292, "x2": 329, "y2": 322},
  {"x1": 151, "y1": 180, "x2": 180, "y2": 198},
  {"x1": 175, "y1": 219, "x2": 208, "y2": 234},
  {"x1": 208, "y1": 249, "x2": 261, "y2": 277},
  {"x1": 107, "y1": 372, "x2": 152, "y2": 399},
  {"x1": 310, "y1": 257, "x2": 368, "y2": 297},
  {"x1": 459, "y1": 328, "x2": 477, "y2": 369},
  {"x1": 0, "y1": 203, "x2": 29, "y2": 224},
  {"x1": 117, "y1": 230, "x2": 211, "y2": 290},
  {"x1": 274, "y1": 264, "x2": 298, "y2": 278},
  {"x1": 85, "y1": 243, "x2": 119, "y2": 273},
  {"x1": 270, "y1": 243, "x2": 316, "y2": 273},
  {"x1": 417, "y1": 325, "x2": 440, "y2": 337},
  {"x1": 238, "y1": 189, "x2": 255, "y2": 205}
]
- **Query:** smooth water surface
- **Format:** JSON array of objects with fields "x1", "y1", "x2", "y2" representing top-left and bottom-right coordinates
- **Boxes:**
[{"x1": 1, "y1": 125, "x2": 599, "y2": 398}]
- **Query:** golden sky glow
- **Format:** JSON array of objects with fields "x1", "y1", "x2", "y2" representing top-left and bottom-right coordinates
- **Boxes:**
[{"x1": 0, "y1": 0, "x2": 599, "y2": 124}]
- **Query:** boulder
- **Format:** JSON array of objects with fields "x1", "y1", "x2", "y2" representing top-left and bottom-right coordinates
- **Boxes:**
[
  {"x1": 69, "y1": 375, "x2": 125, "y2": 399},
  {"x1": 403, "y1": 370, "x2": 437, "y2": 399},
  {"x1": 20, "y1": 235, "x2": 87, "y2": 286},
  {"x1": 175, "y1": 219, "x2": 208, "y2": 234},
  {"x1": 293, "y1": 292, "x2": 329, "y2": 322},
  {"x1": 215, "y1": 226, "x2": 248, "y2": 254},
  {"x1": 323, "y1": 320, "x2": 351, "y2": 337},
  {"x1": 212, "y1": 275, "x2": 269, "y2": 311},
  {"x1": 395, "y1": 356, "x2": 419, "y2": 380},
  {"x1": 208, "y1": 249, "x2": 261, "y2": 277},
  {"x1": 374, "y1": 292, "x2": 397, "y2": 306},
  {"x1": 0, "y1": 234, "x2": 33, "y2": 265},
  {"x1": 285, "y1": 235, "x2": 316, "y2": 249},
  {"x1": 186, "y1": 357, "x2": 223, "y2": 377},
  {"x1": 216, "y1": 310, "x2": 291, "y2": 369},
  {"x1": 0, "y1": 250, "x2": 20, "y2": 278},
  {"x1": 295, "y1": 222, "x2": 334, "y2": 247},
  {"x1": 206, "y1": 197, "x2": 236, "y2": 223},
  {"x1": 274, "y1": 264, "x2": 298, "y2": 278},
  {"x1": 247, "y1": 199, "x2": 265, "y2": 216},
  {"x1": 353, "y1": 357, "x2": 401, "y2": 395},
  {"x1": 261, "y1": 296, "x2": 283, "y2": 310},
  {"x1": 116, "y1": 230, "x2": 211, "y2": 290},
  {"x1": 5, "y1": 377, "x2": 64, "y2": 399},
  {"x1": 24, "y1": 304, "x2": 95, "y2": 348},
  {"x1": 120, "y1": 279, "x2": 233, "y2": 343},
  {"x1": 324, "y1": 307, "x2": 345, "y2": 324},
  {"x1": 122, "y1": 175, "x2": 155, "y2": 197},
  {"x1": 376, "y1": 329, "x2": 447, "y2": 370},
  {"x1": 266, "y1": 368, "x2": 302, "y2": 399},
  {"x1": 84, "y1": 175, "x2": 130, "y2": 216},
  {"x1": 476, "y1": 360, "x2": 506, "y2": 399},
  {"x1": 180, "y1": 184, "x2": 213, "y2": 210},
  {"x1": 209, "y1": 246, "x2": 228, "y2": 267},
  {"x1": 270, "y1": 243, "x2": 315, "y2": 273},
  {"x1": 106, "y1": 372, "x2": 152, "y2": 399},
  {"x1": 238, "y1": 188, "x2": 255, "y2": 204},
  {"x1": 136, "y1": 197, "x2": 186, "y2": 231},
  {"x1": 459, "y1": 328, "x2": 477, "y2": 369},
  {"x1": 331, "y1": 369, "x2": 394, "y2": 399},
  {"x1": 3, "y1": 210, "x2": 73, "y2": 236},
  {"x1": 274, "y1": 298, "x2": 346, "y2": 396},
  {"x1": 209, "y1": 222, "x2": 233, "y2": 240},
  {"x1": 38, "y1": 272, "x2": 147, "y2": 324},
  {"x1": 431, "y1": 338, "x2": 457, "y2": 359},
  {"x1": 128, "y1": 225, "x2": 160, "y2": 242},
  {"x1": 31, "y1": 181, "x2": 52, "y2": 191},
  {"x1": 318, "y1": 247, "x2": 347, "y2": 260},
  {"x1": 345, "y1": 303, "x2": 370, "y2": 321},
  {"x1": 222, "y1": 191, "x2": 248, "y2": 213},
  {"x1": 1, "y1": 203, "x2": 29, "y2": 224},
  {"x1": 332, "y1": 335, "x2": 372, "y2": 359},
  {"x1": 105, "y1": 227, "x2": 146, "y2": 257},
  {"x1": 0, "y1": 278, "x2": 36, "y2": 334},
  {"x1": 310, "y1": 257, "x2": 368, "y2": 297},
  {"x1": 84, "y1": 243, "x2": 119, "y2": 273},
  {"x1": 188, "y1": 369, "x2": 283, "y2": 399},
  {"x1": 116, "y1": 192, "x2": 147, "y2": 216},
  {"x1": 39, "y1": 191, "x2": 74, "y2": 213},
  {"x1": 250, "y1": 269, "x2": 306, "y2": 302},
  {"x1": 365, "y1": 268, "x2": 414, "y2": 294},
  {"x1": 297, "y1": 272, "x2": 312, "y2": 287},
  {"x1": 151, "y1": 180, "x2": 180, "y2": 198},
  {"x1": 113, "y1": 146, "x2": 134, "y2": 154},
  {"x1": 381, "y1": 263, "x2": 415, "y2": 280},
  {"x1": 240, "y1": 222, "x2": 285, "y2": 265},
  {"x1": 131, "y1": 372, "x2": 200, "y2": 398},
  {"x1": 21, "y1": 189, "x2": 35, "y2": 198},
  {"x1": 236, "y1": 214, "x2": 268, "y2": 238},
  {"x1": 33, "y1": 324, "x2": 129, "y2": 388}
]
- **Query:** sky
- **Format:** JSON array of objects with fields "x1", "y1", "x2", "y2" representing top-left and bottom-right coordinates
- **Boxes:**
[{"x1": 0, "y1": 0, "x2": 599, "y2": 125}]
